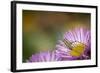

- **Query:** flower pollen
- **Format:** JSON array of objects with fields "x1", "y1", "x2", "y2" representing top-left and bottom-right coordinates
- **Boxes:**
[{"x1": 70, "y1": 42, "x2": 85, "y2": 57}]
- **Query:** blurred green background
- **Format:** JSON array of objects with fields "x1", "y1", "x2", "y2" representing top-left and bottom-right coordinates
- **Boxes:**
[{"x1": 22, "y1": 10, "x2": 90, "y2": 62}]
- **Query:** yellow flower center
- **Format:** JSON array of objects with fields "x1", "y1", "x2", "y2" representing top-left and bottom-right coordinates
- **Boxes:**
[{"x1": 70, "y1": 42, "x2": 85, "y2": 57}]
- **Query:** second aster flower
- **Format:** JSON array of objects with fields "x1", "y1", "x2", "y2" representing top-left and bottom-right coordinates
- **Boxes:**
[{"x1": 27, "y1": 51, "x2": 61, "y2": 62}]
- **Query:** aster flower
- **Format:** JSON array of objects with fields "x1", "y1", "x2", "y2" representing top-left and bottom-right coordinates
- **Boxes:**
[
  {"x1": 27, "y1": 51, "x2": 61, "y2": 62},
  {"x1": 55, "y1": 27, "x2": 91, "y2": 60}
]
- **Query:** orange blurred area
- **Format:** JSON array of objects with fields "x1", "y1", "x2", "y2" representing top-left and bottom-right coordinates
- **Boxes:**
[{"x1": 23, "y1": 10, "x2": 90, "y2": 33}]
